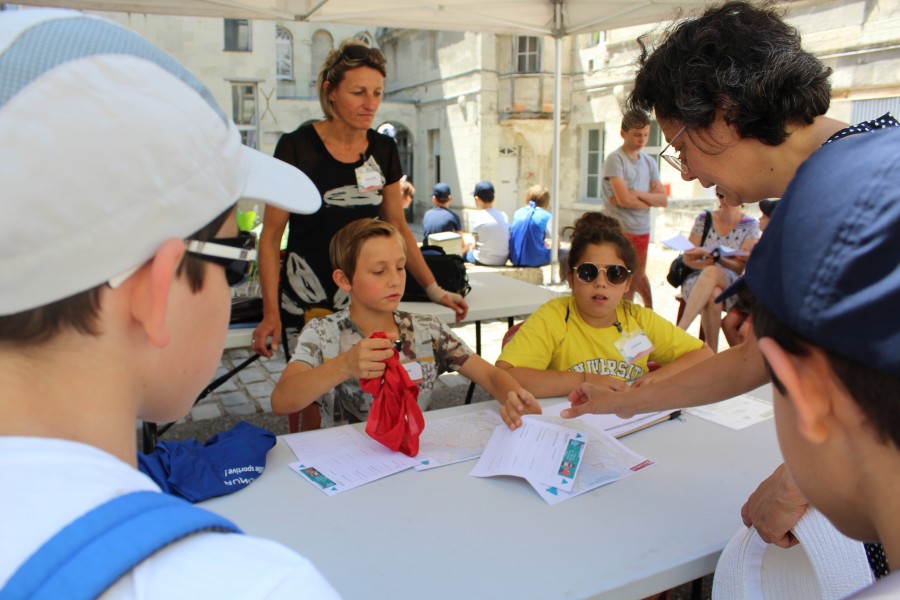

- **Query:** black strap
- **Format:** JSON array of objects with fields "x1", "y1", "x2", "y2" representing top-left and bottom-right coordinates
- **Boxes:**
[{"x1": 700, "y1": 210, "x2": 713, "y2": 246}]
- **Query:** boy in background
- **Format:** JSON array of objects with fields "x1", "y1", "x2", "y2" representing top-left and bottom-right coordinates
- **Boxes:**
[
  {"x1": 741, "y1": 130, "x2": 900, "y2": 595},
  {"x1": 0, "y1": 9, "x2": 337, "y2": 598},
  {"x1": 421, "y1": 182, "x2": 462, "y2": 244},
  {"x1": 464, "y1": 180, "x2": 510, "y2": 266},
  {"x1": 601, "y1": 110, "x2": 668, "y2": 308},
  {"x1": 272, "y1": 219, "x2": 540, "y2": 430}
]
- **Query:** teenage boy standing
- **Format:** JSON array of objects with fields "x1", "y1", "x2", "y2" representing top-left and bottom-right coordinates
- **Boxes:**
[{"x1": 601, "y1": 109, "x2": 668, "y2": 308}]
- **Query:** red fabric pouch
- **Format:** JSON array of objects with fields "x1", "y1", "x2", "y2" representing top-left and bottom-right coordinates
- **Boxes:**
[{"x1": 360, "y1": 332, "x2": 425, "y2": 457}]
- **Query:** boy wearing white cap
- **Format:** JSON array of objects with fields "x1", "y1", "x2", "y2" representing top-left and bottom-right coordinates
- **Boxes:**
[
  {"x1": 0, "y1": 9, "x2": 338, "y2": 598},
  {"x1": 739, "y1": 129, "x2": 900, "y2": 596}
]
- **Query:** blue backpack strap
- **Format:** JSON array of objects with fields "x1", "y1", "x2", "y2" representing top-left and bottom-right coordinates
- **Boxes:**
[{"x1": 1, "y1": 491, "x2": 242, "y2": 600}]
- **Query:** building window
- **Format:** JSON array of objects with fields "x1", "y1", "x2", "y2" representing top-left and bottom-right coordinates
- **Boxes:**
[
  {"x1": 589, "y1": 31, "x2": 606, "y2": 47},
  {"x1": 224, "y1": 19, "x2": 252, "y2": 52},
  {"x1": 231, "y1": 83, "x2": 258, "y2": 149},
  {"x1": 851, "y1": 97, "x2": 900, "y2": 124},
  {"x1": 583, "y1": 126, "x2": 604, "y2": 202},
  {"x1": 515, "y1": 36, "x2": 540, "y2": 73},
  {"x1": 276, "y1": 26, "x2": 293, "y2": 80}
]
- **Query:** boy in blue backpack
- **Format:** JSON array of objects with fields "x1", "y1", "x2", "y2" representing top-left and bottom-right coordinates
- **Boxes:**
[{"x1": 0, "y1": 10, "x2": 338, "y2": 598}]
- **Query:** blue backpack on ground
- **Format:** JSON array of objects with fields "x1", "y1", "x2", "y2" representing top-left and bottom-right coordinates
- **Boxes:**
[{"x1": 1, "y1": 491, "x2": 241, "y2": 600}]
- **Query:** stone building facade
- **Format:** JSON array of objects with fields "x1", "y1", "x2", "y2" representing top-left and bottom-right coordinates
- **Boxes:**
[{"x1": 52, "y1": 1, "x2": 900, "y2": 234}]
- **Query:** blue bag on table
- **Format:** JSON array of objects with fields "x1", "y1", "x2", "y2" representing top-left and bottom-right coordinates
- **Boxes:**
[{"x1": 138, "y1": 421, "x2": 276, "y2": 502}]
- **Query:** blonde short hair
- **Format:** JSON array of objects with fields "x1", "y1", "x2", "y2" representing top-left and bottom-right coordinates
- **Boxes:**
[{"x1": 329, "y1": 219, "x2": 406, "y2": 281}]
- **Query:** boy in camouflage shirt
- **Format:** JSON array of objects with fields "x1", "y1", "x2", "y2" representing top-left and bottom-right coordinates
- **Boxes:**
[{"x1": 271, "y1": 219, "x2": 540, "y2": 429}]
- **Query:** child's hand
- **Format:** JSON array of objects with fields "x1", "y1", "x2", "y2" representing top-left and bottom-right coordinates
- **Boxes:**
[
  {"x1": 500, "y1": 389, "x2": 542, "y2": 430},
  {"x1": 586, "y1": 373, "x2": 629, "y2": 393},
  {"x1": 344, "y1": 336, "x2": 395, "y2": 380}
]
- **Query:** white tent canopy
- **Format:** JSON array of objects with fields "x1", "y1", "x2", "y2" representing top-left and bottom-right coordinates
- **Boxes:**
[
  {"x1": 18, "y1": 0, "x2": 698, "y2": 35},
  {"x1": 19, "y1": 0, "x2": 711, "y2": 281}
]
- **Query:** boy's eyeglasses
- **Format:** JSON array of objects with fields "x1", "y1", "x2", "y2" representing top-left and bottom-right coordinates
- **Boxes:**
[
  {"x1": 186, "y1": 232, "x2": 257, "y2": 288},
  {"x1": 574, "y1": 263, "x2": 632, "y2": 285},
  {"x1": 339, "y1": 45, "x2": 386, "y2": 65},
  {"x1": 659, "y1": 125, "x2": 688, "y2": 174},
  {"x1": 108, "y1": 232, "x2": 257, "y2": 289}
]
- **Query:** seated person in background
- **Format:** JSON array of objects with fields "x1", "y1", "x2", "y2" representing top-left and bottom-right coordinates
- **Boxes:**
[
  {"x1": 421, "y1": 182, "x2": 461, "y2": 244},
  {"x1": 722, "y1": 199, "x2": 778, "y2": 347},
  {"x1": 0, "y1": 9, "x2": 337, "y2": 597},
  {"x1": 509, "y1": 184, "x2": 553, "y2": 267},
  {"x1": 271, "y1": 219, "x2": 541, "y2": 430},
  {"x1": 496, "y1": 213, "x2": 712, "y2": 405},
  {"x1": 463, "y1": 180, "x2": 510, "y2": 265},
  {"x1": 739, "y1": 130, "x2": 900, "y2": 595},
  {"x1": 677, "y1": 198, "x2": 760, "y2": 351}
]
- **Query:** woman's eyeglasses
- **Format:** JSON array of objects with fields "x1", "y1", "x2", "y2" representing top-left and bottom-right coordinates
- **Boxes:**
[
  {"x1": 573, "y1": 263, "x2": 632, "y2": 285},
  {"x1": 186, "y1": 232, "x2": 257, "y2": 288},
  {"x1": 339, "y1": 45, "x2": 386, "y2": 66},
  {"x1": 659, "y1": 125, "x2": 688, "y2": 174}
]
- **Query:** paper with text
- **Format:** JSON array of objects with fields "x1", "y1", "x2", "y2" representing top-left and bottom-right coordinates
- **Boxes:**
[
  {"x1": 686, "y1": 394, "x2": 773, "y2": 430},
  {"x1": 285, "y1": 426, "x2": 418, "y2": 495}
]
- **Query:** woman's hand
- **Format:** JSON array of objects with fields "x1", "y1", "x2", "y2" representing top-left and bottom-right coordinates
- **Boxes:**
[
  {"x1": 252, "y1": 316, "x2": 282, "y2": 358},
  {"x1": 683, "y1": 247, "x2": 714, "y2": 270}
]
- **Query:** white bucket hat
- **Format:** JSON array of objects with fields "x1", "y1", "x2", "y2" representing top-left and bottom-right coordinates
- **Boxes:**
[
  {"x1": 0, "y1": 9, "x2": 320, "y2": 316},
  {"x1": 713, "y1": 508, "x2": 874, "y2": 599}
]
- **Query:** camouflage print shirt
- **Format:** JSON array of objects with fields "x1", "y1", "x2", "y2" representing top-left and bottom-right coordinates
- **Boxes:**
[{"x1": 291, "y1": 309, "x2": 474, "y2": 428}]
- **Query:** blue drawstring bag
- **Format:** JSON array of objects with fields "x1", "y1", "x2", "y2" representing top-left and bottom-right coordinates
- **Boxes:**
[{"x1": 138, "y1": 421, "x2": 276, "y2": 503}]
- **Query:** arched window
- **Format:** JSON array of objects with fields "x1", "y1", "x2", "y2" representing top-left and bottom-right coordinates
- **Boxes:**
[
  {"x1": 311, "y1": 30, "x2": 334, "y2": 83},
  {"x1": 276, "y1": 26, "x2": 293, "y2": 81},
  {"x1": 354, "y1": 31, "x2": 374, "y2": 47}
]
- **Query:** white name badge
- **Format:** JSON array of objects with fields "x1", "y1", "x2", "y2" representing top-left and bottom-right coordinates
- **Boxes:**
[
  {"x1": 402, "y1": 361, "x2": 424, "y2": 383},
  {"x1": 355, "y1": 166, "x2": 384, "y2": 192},
  {"x1": 614, "y1": 328, "x2": 655, "y2": 364}
]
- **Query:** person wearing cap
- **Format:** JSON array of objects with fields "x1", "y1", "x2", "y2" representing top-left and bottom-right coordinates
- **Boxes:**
[
  {"x1": 740, "y1": 129, "x2": 900, "y2": 596},
  {"x1": 463, "y1": 180, "x2": 510, "y2": 266},
  {"x1": 601, "y1": 109, "x2": 668, "y2": 309},
  {"x1": 421, "y1": 182, "x2": 462, "y2": 244},
  {"x1": 0, "y1": 9, "x2": 338, "y2": 598},
  {"x1": 253, "y1": 40, "x2": 469, "y2": 421},
  {"x1": 562, "y1": 0, "x2": 899, "y2": 562}
]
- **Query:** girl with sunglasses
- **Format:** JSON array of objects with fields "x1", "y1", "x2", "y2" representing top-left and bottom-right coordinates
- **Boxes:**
[
  {"x1": 496, "y1": 213, "x2": 712, "y2": 402},
  {"x1": 253, "y1": 39, "x2": 468, "y2": 430}
]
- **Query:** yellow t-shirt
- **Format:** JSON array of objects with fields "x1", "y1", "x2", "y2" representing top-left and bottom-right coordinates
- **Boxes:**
[{"x1": 497, "y1": 296, "x2": 703, "y2": 383}]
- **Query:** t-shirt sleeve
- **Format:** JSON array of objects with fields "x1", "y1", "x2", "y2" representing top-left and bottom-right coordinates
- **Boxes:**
[
  {"x1": 602, "y1": 151, "x2": 625, "y2": 180},
  {"x1": 689, "y1": 212, "x2": 709, "y2": 239},
  {"x1": 496, "y1": 301, "x2": 563, "y2": 370},
  {"x1": 646, "y1": 153, "x2": 661, "y2": 183},
  {"x1": 290, "y1": 320, "x2": 325, "y2": 368},
  {"x1": 431, "y1": 318, "x2": 473, "y2": 373},
  {"x1": 636, "y1": 307, "x2": 704, "y2": 364}
]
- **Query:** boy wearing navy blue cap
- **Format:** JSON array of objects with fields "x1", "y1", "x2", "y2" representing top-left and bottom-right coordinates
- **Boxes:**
[
  {"x1": 421, "y1": 182, "x2": 462, "y2": 244},
  {"x1": 464, "y1": 180, "x2": 510, "y2": 265},
  {"x1": 741, "y1": 129, "x2": 900, "y2": 596}
]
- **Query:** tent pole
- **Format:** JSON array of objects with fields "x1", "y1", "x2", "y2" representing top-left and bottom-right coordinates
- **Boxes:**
[{"x1": 549, "y1": 0, "x2": 563, "y2": 285}]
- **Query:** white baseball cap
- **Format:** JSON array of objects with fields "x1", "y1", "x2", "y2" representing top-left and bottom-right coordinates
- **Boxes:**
[
  {"x1": 712, "y1": 508, "x2": 874, "y2": 599},
  {"x1": 0, "y1": 9, "x2": 320, "y2": 316}
]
